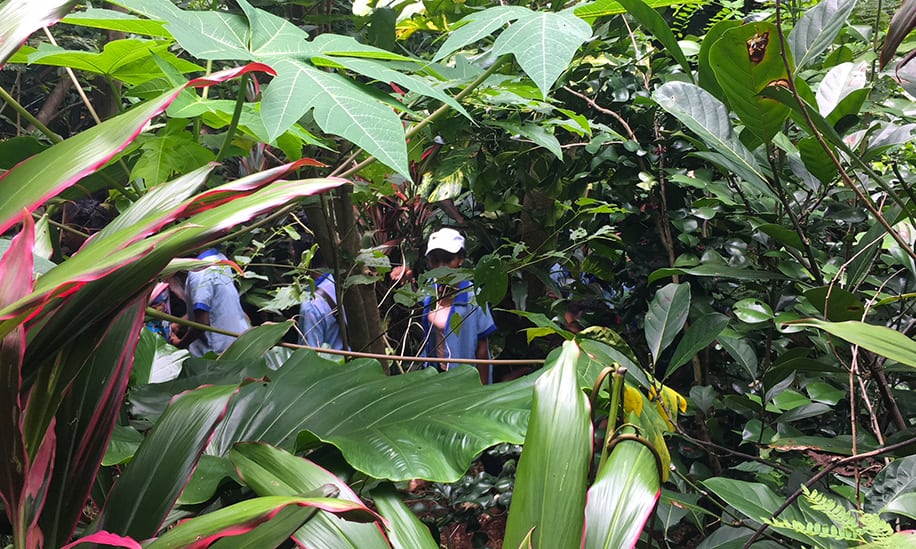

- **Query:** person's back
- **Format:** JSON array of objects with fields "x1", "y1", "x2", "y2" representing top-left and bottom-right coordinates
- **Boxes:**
[
  {"x1": 185, "y1": 249, "x2": 250, "y2": 356},
  {"x1": 298, "y1": 272, "x2": 344, "y2": 351}
]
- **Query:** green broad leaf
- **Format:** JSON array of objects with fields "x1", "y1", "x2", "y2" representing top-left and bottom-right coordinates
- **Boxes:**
[
  {"x1": 644, "y1": 283, "x2": 690, "y2": 365},
  {"x1": 617, "y1": 0, "x2": 692, "y2": 78},
  {"x1": 583, "y1": 437, "x2": 661, "y2": 549},
  {"x1": 788, "y1": 0, "x2": 858, "y2": 71},
  {"x1": 371, "y1": 483, "x2": 439, "y2": 549},
  {"x1": 756, "y1": 223, "x2": 804, "y2": 250},
  {"x1": 0, "y1": 0, "x2": 78, "y2": 68},
  {"x1": 507, "y1": 309, "x2": 575, "y2": 342},
  {"x1": 145, "y1": 495, "x2": 374, "y2": 549},
  {"x1": 433, "y1": 6, "x2": 532, "y2": 61},
  {"x1": 815, "y1": 61, "x2": 866, "y2": 117},
  {"x1": 504, "y1": 342, "x2": 591, "y2": 549},
  {"x1": 648, "y1": 263, "x2": 785, "y2": 283},
  {"x1": 665, "y1": 313, "x2": 729, "y2": 379},
  {"x1": 698, "y1": 21, "x2": 741, "y2": 103},
  {"x1": 61, "y1": 8, "x2": 170, "y2": 37},
  {"x1": 491, "y1": 120, "x2": 564, "y2": 160},
  {"x1": 262, "y1": 58, "x2": 410, "y2": 177},
  {"x1": 219, "y1": 321, "x2": 293, "y2": 362},
  {"x1": 866, "y1": 455, "x2": 916, "y2": 517},
  {"x1": 130, "y1": 132, "x2": 215, "y2": 186},
  {"x1": 788, "y1": 319, "x2": 916, "y2": 369},
  {"x1": 234, "y1": 0, "x2": 312, "y2": 59},
  {"x1": 883, "y1": 493, "x2": 916, "y2": 521},
  {"x1": 798, "y1": 136, "x2": 838, "y2": 183},
  {"x1": 490, "y1": 10, "x2": 593, "y2": 99},
  {"x1": 110, "y1": 0, "x2": 254, "y2": 60},
  {"x1": 201, "y1": 350, "x2": 536, "y2": 482},
  {"x1": 805, "y1": 381, "x2": 846, "y2": 405},
  {"x1": 96, "y1": 384, "x2": 239, "y2": 540},
  {"x1": 767, "y1": 434, "x2": 877, "y2": 455},
  {"x1": 229, "y1": 443, "x2": 388, "y2": 548},
  {"x1": 653, "y1": 82, "x2": 769, "y2": 187},
  {"x1": 881, "y1": 0, "x2": 916, "y2": 67},
  {"x1": 732, "y1": 298, "x2": 774, "y2": 324},
  {"x1": 27, "y1": 39, "x2": 202, "y2": 86},
  {"x1": 102, "y1": 425, "x2": 144, "y2": 466},
  {"x1": 803, "y1": 286, "x2": 865, "y2": 321},
  {"x1": 708, "y1": 22, "x2": 792, "y2": 143},
  {"x1": 717, "y1": 332, "x2": 758, "y2": 378},
  {"x1": 177, "y1": 454, "x2": 240, "y2": 505},
  {"x1": 574, "y1": 0, "x2": 702, "y2": 20},
  {"x1": 474, "y1": 254, "x2": 509, "y2": 307}
]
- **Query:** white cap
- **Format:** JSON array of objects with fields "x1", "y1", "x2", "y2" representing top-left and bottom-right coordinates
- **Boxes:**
[{"x1": 426, "y1": 228, "x2": 465, "y2": 255}]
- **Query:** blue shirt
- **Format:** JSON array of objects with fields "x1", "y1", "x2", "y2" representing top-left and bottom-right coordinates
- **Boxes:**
[
  {"x1": 186, "y1": 249, "x2": 250, "y2": 356},
  {"x1": 421, "y1": 280, "x2": 497, "y2": 378},
  {"x1": 299, "y1": 273, "x2": 344, "y2": 351}
]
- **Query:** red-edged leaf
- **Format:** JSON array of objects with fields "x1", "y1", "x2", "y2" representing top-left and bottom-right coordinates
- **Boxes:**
[
  {"x1": 95, "y1": 384, "x2": 240, "y2": 540},
  {"x1": 0, "y1": 0, "x2": 78, "y2": 69},
  {"x1": 0, "y1": 62, "x2": 275, "y2": 235},
  {"x1": 0, "y1": 212, "x2": 34, "y2": 530},
  {"x1": 61, "y1": 530, "x2": 143, "y2": 549},
  {"x1": 188, "y1": 62, "x2": 277, "y2": 87},
  {"x1": 36, "y1": 300, "x2": 147, "y2": 548},
  {"x1": 21, "y1": 419, "x2": 56, "y2": 549}
]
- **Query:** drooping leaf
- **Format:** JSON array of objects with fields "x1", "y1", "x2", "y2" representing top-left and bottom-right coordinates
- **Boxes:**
[
  {"x1": 866, "y1": 455, "x2": 916, "y2": 518},
  {"x1": 229, "y1": 443, "x2": 388, "y2": 548},
  {"x1": 788, "y1": 319, "x2": 916, "y2": 369},
  {"x1": 644, "y1": 283, "x2": 690, "y2": 365},
  {"x1": 717, "y1": 331, "x2": 758, "y2": 378},
  {"x1": 583, "y1": 436, "x2": 661, "y2": 549},
  {"x1": 881, "y1": 0, "x2": 916, "y2": 68},
  {"x1": 617, "y1": 0, "x2": 692, "y2": 78},
  {"x1": 219, "y1": 321, "x2": 293, "y2": 362},
  {"x1": 653, "y1": 82, "x2": 769, "y2": 187},
  {"x1": 665, "y1": 313, "x2": 729, "y2": 379},
  {"x1": 0, "y1": 0, "x2": 78, "y2": 68},
  {"x1": 61, "y1": 8, "x2": 170, "y2": 37},
  {"x1": 190, "y1": 350, "x2": 536, "y2": 482},
  {"x1": 371, "y1": 483, "x2": 439, "y2": 549},
  {"x1": 708, "y1": 22, "x2": 792, "y2": 143},
  {"x1": 95, "y1": 385, "x2": 239, "y2": 540},
  {"x1": 504, "y1": 341, "x2": 591, "y2": 549},
  {"x1": 788, "y1": 0, "x2": 858, "y2": 71},
  {"x1": 648, "y1": 263, "x2": 786, "y2": 283}
]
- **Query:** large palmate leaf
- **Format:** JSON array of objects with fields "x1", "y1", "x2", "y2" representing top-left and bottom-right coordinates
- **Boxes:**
[
  {"x1": 708, "y1": 22, "x2": 792, "y2": 143},
  {"x1": 60, "y1": 8, "x2": 169, "y2": 37},
  {"x1": 573, "y1": 0, "x2": 702, "y2": 20},
  {"x1": 137, "y1": 350, "x2": 536, "y2": 482},
  {"x1": 788, "y1": 0, "x2": 858, "y2": 71},
  {"x1": 0, "y1": 0, "x2": 78, "y2": 68},
  {"x1": 229, "y1": 443, "x2": 389, "y2": 548},
  {"x1": 504, "y1": 341, "x2": 591, "y2": 549},
  {"x1": 644, "y1": 283, "x2": 690, "y2": 366},
  {"x1": 788, "y1": 319, "x2": 916, "y2": 369},
  {"x1": 583, "y1": 436, "x2": 660, "y2": 549},
  {"x1": 653, "y1": 82, "x2": 769, "y2": 187},
  {"x1": 96, "y1": 385, "x2": 239, "y2": 540}
]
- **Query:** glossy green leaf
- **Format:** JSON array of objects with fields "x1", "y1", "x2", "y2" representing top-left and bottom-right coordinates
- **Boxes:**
[
  {"x1": 617, "y1": 0, "x2": 692, "y2": 78},
  {"x1": 665, "y1": 313, "x2": 729, "y2": 378},
  {"x1": 653, "y1": 82, "x2": 769, "y2": 187},
  {"x1": 229, "y1": 442, "x2": 388, "y2": 549},
  {"x1": 189, "y1": 350, "x2": 536, "y2": 482},
  {"x1": 649, "y1": 263, "x2": 785, "y2": 283},
  {"x1": 490, "y1": 120, "x2": 563, "y2": 160},
  {"x1": 0, "y1": 0, "x2": 78, "y2": 68},
  {"x1": 697, "y1": 20, "x2": 741, "y2": 103},
  {"x1": 474, "y1": 254, "x2": 509, "y2": 307},
  {"x1": 219, "y1": 321, "x2": 293, "y2": 362},
  {"x1": 709, "y1": 22, "x2": 791, "y2": 143},
  {"x1": 788, "y1": 0, "x2": 858, "y2": 71},
  {"x1": 145, "y1": 495, "x2": 372, "y2": 549},
  {"x1": 881, "y1": 0, "x2": 916, "y2": 68},
  {"x1": 717, "y1": 332, "x2": 758, "y2": 378},
  {"x1": 732, "y1": 298, "x2": 774, "y2": 324},
  {"x1": 645, "y1": 283, "x2": 690, "y2": 365},
  {"x1": 96, "y1": 384, "x2": 238, "y2": 540},
  {"x1": 208, "y1": 506, "x2": 315, "y2": 549},
  {"x1": 798, "y1": 136, "x2": 838, "y2": 183},
  {"x1": 61, "y1": 8, "x2": 170, "y2": 37},
  {"x1": 583, "y1": 437, "x2": 660, "y2": 549},
  {"x1": 789, "y1": 318, "x2": 916, "y2": 368},
  {"x1": 102, "y1": 425, "x2": 144, "y2": 467},
  {"x1": 177, "y1": 455, "x2": 240, "y2": 505},
  {"x1": 756, "y1": 223, "x2": 804, "y2": 250},
  {"x1": 371, "y1": 483, "x2": 439, "y2": 549},
  {"x1": 504, "y1": 341, "x2": 591, "y2": 549},
  {"x1": 866, "y1": 455, "x2": 916, "y2": 518},
  {"x1": 803, "y1": 286, "x2": 865, "y2": 321}
]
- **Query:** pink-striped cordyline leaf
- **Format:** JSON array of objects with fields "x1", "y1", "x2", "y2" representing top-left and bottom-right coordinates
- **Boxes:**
[{"x1": 0, "y1": 0, "x2": 78, "y2": 68}]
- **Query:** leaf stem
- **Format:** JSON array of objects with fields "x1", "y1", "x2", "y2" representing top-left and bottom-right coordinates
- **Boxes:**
[
  {"x1": 597, "y1": 366, "x2": 627, "y2": 473},
  {"x1": 216, "y1": 73, "x2": 250, "y2": 162},
  {"x1": 0, "y1": 85, "x2": 62, "y2": 143}
]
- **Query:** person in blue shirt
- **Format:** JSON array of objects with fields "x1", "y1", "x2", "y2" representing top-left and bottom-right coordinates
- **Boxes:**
[
  {"x1": 420, "y1": 228, "x2": 497, "y2": 384},
  {"x1": 294, "y1": 235, "x2": 345, "y2": 352},
  {"x1": 170, "y1": 248, "x2": 250, "y2": 356}
]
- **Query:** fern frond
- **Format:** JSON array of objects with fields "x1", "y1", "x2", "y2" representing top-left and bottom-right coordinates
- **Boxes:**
[
  {"x1": 766, "y1": 517, "x2": 863, "y2": 542},
  {"x1": 803, "y1": 486, "x2": 861, "y2": 532},
  {"x1": 858, "y1": 512, "x2": 893, "y2": 542}
]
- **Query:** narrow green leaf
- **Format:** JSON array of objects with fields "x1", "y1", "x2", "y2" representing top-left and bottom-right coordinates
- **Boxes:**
[
  {"x1": 789, "y1": 319, "x2": 916, "y2": 368},
  {"x1": 644, "y1": 283, "x2": 690, "y2": 365},
  {"x1": 653, "y1": 82, "x2": 769, "y2": 187},
  {"x1": 219, "y1": 321, "x2": 293, "y2": 362},
  {"x1": 665, "y1": 313, "x2": 729, "y2": 378},
  {"x1": 648, "y1": 263, "x2": 786, "y2": 283},
  {"x1": 208, "y1": 506, "x2": 314, "y2": 549},
  {"x1": 788, "y1": 0, "x2": 858, "y2": 71},
  {"x1": 617, "y1": 0, "x2": 692, "y2": 78},
  {"x1": 504, "y1": 341, "x2": 591, "y2": 549},
  {"x1": 574, "y1": 0, "x2": 702, "y2": 20},
  {"x1": 491, "y1": 120, "x2": 564, "y2": 160},
  {"x1": 583, "y1": 437, "x2": 660, "y2": 549},
  {"x1": 96, "y1": 384, "x2": 239, "y2": 540},
  {"x1": 371, "y1": 483, "x2": 439, "y2": 549}
]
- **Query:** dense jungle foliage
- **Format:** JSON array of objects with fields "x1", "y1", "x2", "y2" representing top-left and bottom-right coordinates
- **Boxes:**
[{"x1": 0, "y1": 0, "x2": 915, "y2": 547}]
